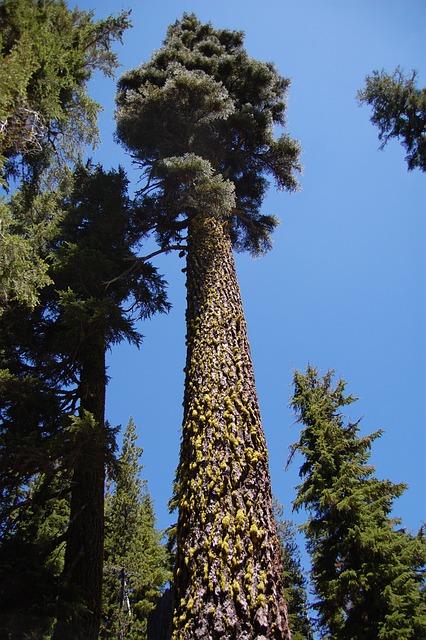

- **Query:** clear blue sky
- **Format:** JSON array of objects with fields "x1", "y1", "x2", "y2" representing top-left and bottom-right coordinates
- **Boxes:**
[{"x1": 76, "y1": 0, "x2": 425, "y2": 540}]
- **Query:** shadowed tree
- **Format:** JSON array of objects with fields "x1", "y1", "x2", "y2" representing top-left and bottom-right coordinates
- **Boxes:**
[
  {"x1": 0, "y1": 164, "x2": 169, "y2": 639},
  {"x1": 115, "y1": 13, "x2": 301, "y2": 639},
  {"x1": 48, "y1": 165, "x2": 169, "y2": 640},
  {"x1": 289, "y1": 366, "x2": 426, "y2": 640}
]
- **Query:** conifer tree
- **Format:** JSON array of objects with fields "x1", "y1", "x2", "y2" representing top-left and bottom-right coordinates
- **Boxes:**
[
  {"x1": 289, "y1": 365, "x2": 426, "y2": 640},
  {"x1": 102, "y1": 417, "x2": 171, "y2": 640},
  {"x1": 0, "y1": 164, "x2": 169, "y2": 639},
  {"x1": 115, "y1": 13, "x2": 301, "y2": 639},
  {"x1": 0, "y1": 0, "x2": 130, "y2": 186},
  {"x1": 274, "y1": 501, "x2": 313, "y2": 640},
  {"x1": 357, "y1": 67, "x2": 426, "y2": 171},
  {"x1": 0, "y1": 0, "x2": 131, "y2": 312}
]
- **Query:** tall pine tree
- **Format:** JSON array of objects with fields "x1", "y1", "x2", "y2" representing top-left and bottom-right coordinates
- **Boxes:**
[
  {"x1": 115, "y1": 13, "x2": 301, "y2": 639},
  {"x1": 289, "y1": 365, "x2": 426, "y2": 640}
]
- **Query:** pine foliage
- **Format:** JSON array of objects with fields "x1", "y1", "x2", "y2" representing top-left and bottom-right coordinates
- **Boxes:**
[
  {"x1": 274, "y1": 500, "x2": 313, "y2": 640},
  {"x1": 102, "y1": 417, "x2": 171, "y2": 639},
  {"x1": 115, "y1": 11, "x2": 301, "y2": 255},
  {"x1": 0, "y1": 0, "x2": 131, "y2": 186},
  {"x1": 357, "y1": 67, "x2": 426, "y2": 171}
]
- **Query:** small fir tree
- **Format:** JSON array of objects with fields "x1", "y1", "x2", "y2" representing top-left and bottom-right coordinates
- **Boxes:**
[
  {"x1": 102, "y1": 417, "x2": 171, "y2": 639},
  {"x1": 274, "y1": 500, "x2": 313, "y2": 640},
  {"x1": 289, "y1": 366, "x2": 426, "y2": 640}
]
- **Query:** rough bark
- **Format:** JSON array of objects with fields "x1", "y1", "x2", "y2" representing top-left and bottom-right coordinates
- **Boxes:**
[
  {"x1": 172, "y1": 215, "x2": 291, "y2": 639},
  {"x1": 53, "y1": 333, "x2": 106, "y2": 640}
]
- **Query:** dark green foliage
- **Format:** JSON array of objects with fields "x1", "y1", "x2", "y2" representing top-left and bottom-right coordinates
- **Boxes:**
[
  {"x1": 0, "y1": 165, "x2": 169, "y2": 638},
  {"x1": 0, "y1": 192, "x2": 53, "y2": 311},
  {"x1": 47, "y1": 163, "x2": 170, "y2": 352},
  {"x1": 289, "y1": 366, "x2": 426, "y2": 640},
  {"x1": 115, "y1": 11, "x2": 301, "y2": 255},
  {"x1": 0, "y1": 163, "x2": 168, "y2": 531},
  {"x1": 102, "y1": 418, "x2": 171, "y2": 639},
  {"x1": 357, "y1": 67, "x2": 426, "y2": 171},
  {"x1": 0, "y1": 473, "x2": 68, "y2": 639},
  {"x1": 274, "y1": 501, "x2": 313, "y2": 640},
  {"x1": 0, "y1": 0, "x2": 131, "y2": 315}
]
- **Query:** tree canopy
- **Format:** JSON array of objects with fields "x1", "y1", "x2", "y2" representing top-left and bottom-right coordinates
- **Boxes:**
[
  {"x1": 0, "y1": 0, "x2": 131, "y2": 186},
  {"x1": 357, "y1": 67, "x2": 426, "y2": 171},
  {"x1": 115, "y1": 12, "x2": 301, "y2": 255}
]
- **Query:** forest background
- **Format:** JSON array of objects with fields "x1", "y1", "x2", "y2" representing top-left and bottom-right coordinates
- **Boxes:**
[{"x1": 74, "y1": 0, "x2": 425, "y2": 552}]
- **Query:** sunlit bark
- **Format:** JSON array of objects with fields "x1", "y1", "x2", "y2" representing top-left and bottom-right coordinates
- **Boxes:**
[{"x1": 173, "y1": 215, "x2": 291, "y2": 639}]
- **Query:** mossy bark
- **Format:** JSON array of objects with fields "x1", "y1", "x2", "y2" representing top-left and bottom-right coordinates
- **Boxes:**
[{"x1": 173, "y1": 215, "x2": 291, "y2": 639}]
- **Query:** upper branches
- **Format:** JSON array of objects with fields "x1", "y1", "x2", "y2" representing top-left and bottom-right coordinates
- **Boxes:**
[{"x1": 115, "y1": 12, "x2": 301, "y2": 256}]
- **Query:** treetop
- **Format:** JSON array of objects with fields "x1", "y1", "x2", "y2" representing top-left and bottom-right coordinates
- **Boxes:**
[{"x1": 115, "y1": 12, "x2": 301, "y2": 256}]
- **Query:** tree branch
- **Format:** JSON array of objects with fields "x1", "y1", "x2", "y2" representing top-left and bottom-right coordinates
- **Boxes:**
[{"x1": 102, "y1": 244, "x2": 187, "y2": 287}]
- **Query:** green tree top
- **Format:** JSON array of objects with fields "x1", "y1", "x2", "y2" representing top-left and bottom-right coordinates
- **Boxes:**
[
  {"x1": 357, "y1": 67, "x2": 426, "y2": 171},
  {"x1": 115, "y1": 12, "x2": 301, "y2": 255}
]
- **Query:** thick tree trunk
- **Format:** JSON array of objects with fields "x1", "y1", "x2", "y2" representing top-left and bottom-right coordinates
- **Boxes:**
[
  {"x1": 172, "y1": 215, "x2": 291, "y2": 639},
  {"x1": 53, "y1": 333, "x2": 106, "y2": 640}
]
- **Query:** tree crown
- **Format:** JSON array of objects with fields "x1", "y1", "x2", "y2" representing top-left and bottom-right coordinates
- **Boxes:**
[
  {"x1": 115, "y1": 13, "x2": 301, "y2": 256},
  {"x1": 357, "y1": 67, "x2": 426, "y2": 171}
]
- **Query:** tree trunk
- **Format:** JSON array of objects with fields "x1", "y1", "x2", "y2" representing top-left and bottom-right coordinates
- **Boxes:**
[
  {"x1": 53, "y1": 333, "x2": 106, "y2": 640},
  {"x1": 172, "y1": 215, "x2": 291, "y2": 639}
]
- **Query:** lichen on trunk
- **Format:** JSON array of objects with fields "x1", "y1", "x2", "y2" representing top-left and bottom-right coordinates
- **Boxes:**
[{"x1": 173, "y1": 215, "x2": 290, "y2": 639}]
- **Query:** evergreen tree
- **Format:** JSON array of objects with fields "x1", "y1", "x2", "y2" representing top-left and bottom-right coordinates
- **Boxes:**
[
  {"x1": 0, "y1": 0, "x2": 131, "y2": 186},
  {"x1": 0, "y1": 471, "x2": 70, "y2": 639},
  {"x1": 0, "y1": 0, "x2": 131, "y2": 312},
  {"x1": 357, "y1": 67, "x2": 426, "y2": 171},
  {"x1": 115, "y1": 13, "x2": 301, "y2": 639},
  {"x1": 50, "y1": 165, "x2": 168, "y2": 640},
  {"x1": 102, "y1": 417, "x2": 171, "y2": 640},
  {"x1": 289, "y1": 365, "x2": 426, "y2": 640},
  {"x1": 0, "y1": 164, "x2": 169, "y2": 639},
  {"x1": 274, "y1": 501, "x2": 313, "y2": 640}
]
